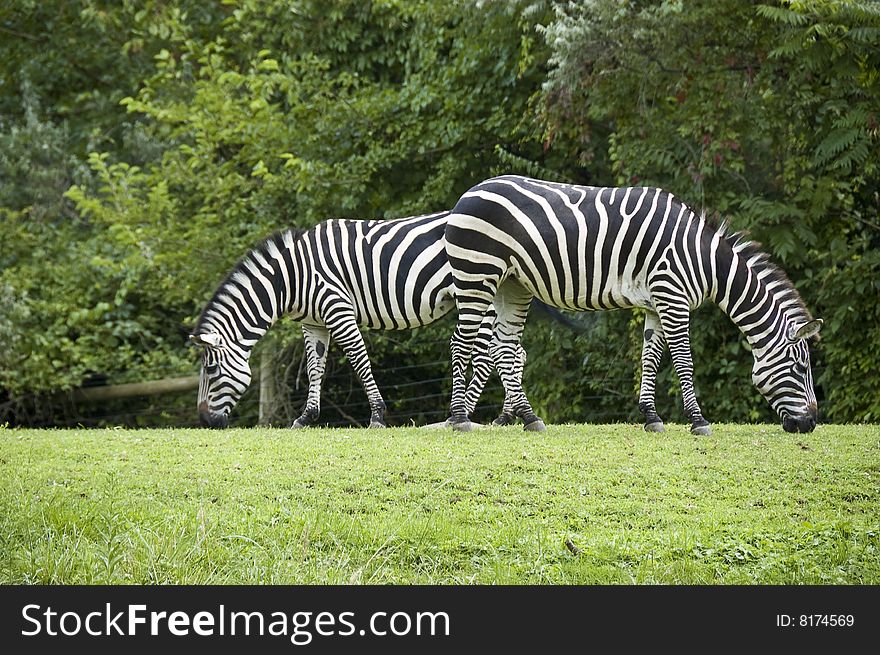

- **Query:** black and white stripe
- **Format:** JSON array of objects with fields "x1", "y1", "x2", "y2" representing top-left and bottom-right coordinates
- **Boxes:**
[
  {"x1": 444, "y1": 175, "x2": 822, "y2": 434},
  {"x1": 190, "y1": 212, "x2": 521, "y2": 428}
]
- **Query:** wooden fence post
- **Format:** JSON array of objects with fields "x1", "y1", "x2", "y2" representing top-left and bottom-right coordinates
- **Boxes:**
[{"x1": 70, "y1": 376, "x2": 199, "y2": 402}]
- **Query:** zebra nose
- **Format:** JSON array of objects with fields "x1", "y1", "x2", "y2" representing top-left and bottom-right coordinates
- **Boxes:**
[
  {"x1": 782, "y1": 413, "x2": 816, "y2": 433},
  {"x1": 199, "y1": 410, "x2": 228, "y2": 429}
]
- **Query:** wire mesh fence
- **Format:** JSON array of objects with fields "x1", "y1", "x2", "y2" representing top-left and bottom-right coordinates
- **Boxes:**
[
  {"x1": 3, "y1": 336, "x2": 641, "y2": 429},
  {"x1": 3, "y1": 308, "x2": 825, "y2": 429}
]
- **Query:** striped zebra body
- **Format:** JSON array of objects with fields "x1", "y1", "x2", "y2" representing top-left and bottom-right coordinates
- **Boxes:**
[
  {"x1": 444, "y1": 176, "x2": 822, "y2": 434},
  {"x1": 191, "y1": 212, "x2": 521, "y2": 428}
]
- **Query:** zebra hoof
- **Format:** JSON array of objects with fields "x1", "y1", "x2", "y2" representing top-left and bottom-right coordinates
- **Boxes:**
[
  {"x1": 523, "y1": 419, "x2": 546, "y2": 432},
  {"x1": 644, "y1": 421, "x2": 665, "y2": 433},
  {"x1": 492, "y1": 414, "x2": 516, "y2": 426},
  {"x1": 451, "y1": 420, "x2": 474, "y2": 432},
  {"x1": 368, "y1": 421, "x2": 386, "y2": 429},
  {"x1": 291, "y1": 419, "x2": 308, "y2": 429},
  {"x1": 690, "y1": 424, "x2": 712, "y2": 436}
]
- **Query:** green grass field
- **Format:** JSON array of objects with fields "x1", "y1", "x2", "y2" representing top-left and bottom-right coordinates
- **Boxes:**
[{"x1": 1, "y1": 423, "x2": 878, "y2": 584}]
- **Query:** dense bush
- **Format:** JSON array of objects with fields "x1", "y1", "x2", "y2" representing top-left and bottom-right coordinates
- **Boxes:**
[{"x1": 1, "y1": 0, "x2": 877, "y2": 426}]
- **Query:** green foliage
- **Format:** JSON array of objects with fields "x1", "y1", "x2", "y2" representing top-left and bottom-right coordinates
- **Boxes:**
[
  {"x1": 0, "y1": 0, "x2": 226, "y2": 154},
  {"x1": 1, "y1": 0, "x2": 878, "y2": 425},
  {"x1": 0, "y1": 97, "x2": 191, "y2": 401},
  {"x1": 521, "y1": 311, "x2": 639, "y2": 423}
]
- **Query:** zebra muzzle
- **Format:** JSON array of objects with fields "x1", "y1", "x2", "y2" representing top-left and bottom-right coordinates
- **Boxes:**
[
  {"x1": 199, "y1": 410, "x2": 229, "y2": 429},
  {"x1": 782, "y1": 406, "x2": 817, "y2": 434}
]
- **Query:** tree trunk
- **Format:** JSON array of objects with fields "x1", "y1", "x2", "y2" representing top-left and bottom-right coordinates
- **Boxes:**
[{"x1": 259, "y1": 347, "x2": 277, "y2": 425}]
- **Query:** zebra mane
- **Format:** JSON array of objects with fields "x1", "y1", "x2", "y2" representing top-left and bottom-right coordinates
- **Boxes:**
[
  {"x1": 192, "y1": 227, "x2": 306, "y2": 335},
  {"x1": 709, "y1": 218, "x2": 814, "y2": 324}
]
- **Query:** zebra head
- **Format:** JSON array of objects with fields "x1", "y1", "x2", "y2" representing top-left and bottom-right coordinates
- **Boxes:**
[
  {"x1": 189, "y1": 331, "x2": 252, "y2": 428},
  {"x1": 750, "y1": 318, "x2": 823, "y2": 433}
]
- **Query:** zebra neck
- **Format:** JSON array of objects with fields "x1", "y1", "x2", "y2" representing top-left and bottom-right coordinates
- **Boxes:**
[
  {"x1": 195, "y1": 229, "x2": 306, "y2": 362},
  {"x1": 230, "y1": 235, "x2": 303, "y2": 341},
  {"x1": 204, "y1": 315, "x2": 271, "y2": 361},
  {"x1": 710, "y1": 241, "x2": 792, "y2": 352},
  {"x1": 201, "y1": 264, "x2": 290, "y2": 356}
]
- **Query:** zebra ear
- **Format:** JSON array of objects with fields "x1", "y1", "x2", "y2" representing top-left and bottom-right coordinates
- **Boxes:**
[
  {"x1": 789, "y1": 318, "x2": 823, "y2": 342},
  {"x1": 189, "y1": 332, "x2": 222, "y2": 347}
]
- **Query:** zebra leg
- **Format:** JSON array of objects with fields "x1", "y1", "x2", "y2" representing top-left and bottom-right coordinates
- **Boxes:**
[
  {"x1": 449, "y1": 280, "x2": 500, "y2": 431},
  {"x1": 292, "y1": 325, "x2": 331, "y2": 429},
  {"x1": 493, "y1": 341, "x2": 526, "y2": 426},
  {"x1": 492, "y1": 281, "x2": 544, "y2": 431},
  {"x1": 462, "y1": 310, "x2": 526, "y2": 426},
  {"x1": 450, "y1": 324, "x2": 483, "y2": 431},
  {"x1": 327, "y1": 311, "x2": 387, "y2": 428},
  {"x1": 656, "y1": 303, "x2": 711, "y2": 436},
  {"x1": 463, "y1": 310, "x2": 498, "y2": 419},
  {"x1": 492, "y1": 344, "x2": 526, "y2": 425},
  {"x1": 638, "y1": 311, "x2": 667, "y2": 433}
]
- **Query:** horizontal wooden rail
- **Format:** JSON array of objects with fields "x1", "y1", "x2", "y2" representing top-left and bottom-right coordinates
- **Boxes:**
[{"x1": 70, "y1": 376, "x2": 199, "y2": 402}]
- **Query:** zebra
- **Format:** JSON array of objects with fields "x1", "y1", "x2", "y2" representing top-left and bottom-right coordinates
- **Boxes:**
[
  {"x1": 189, "y1": 211, "x2": 524, "y2": 429},
  {"x1": 443, "y1": 175, "x2": 823, "y2": 435}
]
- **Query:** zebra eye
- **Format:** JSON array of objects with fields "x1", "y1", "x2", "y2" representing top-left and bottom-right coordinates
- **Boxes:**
[{"x1": 205, "y1": 364, "x2": 219, "y2": 375}]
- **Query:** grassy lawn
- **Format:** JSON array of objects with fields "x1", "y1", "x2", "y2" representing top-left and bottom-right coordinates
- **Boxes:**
[{"x1": 1, "y1": 423, "x2": 878, "y2": 584}]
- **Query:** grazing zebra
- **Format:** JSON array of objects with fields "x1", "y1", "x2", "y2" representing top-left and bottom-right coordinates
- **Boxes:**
[
  {"x1": 190, "y1": 211, "x2": 523, "y2": 429},
  {"x1": 444, "y1": 175, "x2": 823, "y2": 435}
]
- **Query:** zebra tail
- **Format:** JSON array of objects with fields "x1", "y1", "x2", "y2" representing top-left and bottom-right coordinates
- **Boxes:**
[{"x1": 530, "y1": 300, "x2": 597, "y2": 334}]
